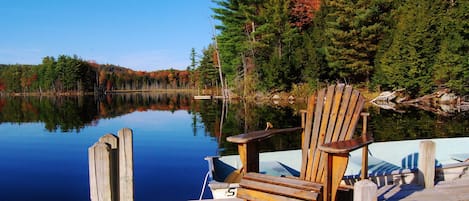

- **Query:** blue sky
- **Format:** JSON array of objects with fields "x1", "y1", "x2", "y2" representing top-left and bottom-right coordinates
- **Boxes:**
[{"x1": 0, "y1": 0, "x2": 216, "y2": 71}]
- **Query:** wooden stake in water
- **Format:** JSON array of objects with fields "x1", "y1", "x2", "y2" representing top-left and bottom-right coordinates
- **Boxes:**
[
  {"x1": 119, "y1": 128, "x2": 134, "y2": 201},
  {"x1": 99, "y1": 134, "x2": 119, "y2": 200},
  {"x1": 89, "y1": 142, "x2": 113, "y2": 201},
  {"x1": 89, "y1": 128, "x2": 134, "y2": 201}
]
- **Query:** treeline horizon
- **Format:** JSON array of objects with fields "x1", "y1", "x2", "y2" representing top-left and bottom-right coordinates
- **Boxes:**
[{"x1": 0, "y1": 55, "x2": 198, "y2": 94}]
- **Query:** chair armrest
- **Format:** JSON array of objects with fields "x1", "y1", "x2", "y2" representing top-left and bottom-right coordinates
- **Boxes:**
[
  {"x1": 226, "y1": 127, "x2": 303, "y2": 144},
  {"x1": 318, "y1": 135, "x2": 373, "y2": 154}
]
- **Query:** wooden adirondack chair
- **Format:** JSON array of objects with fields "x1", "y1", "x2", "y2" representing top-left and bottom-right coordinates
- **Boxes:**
[{"x1": 227, "y1": 84, "x2": 373, "y2": 201}]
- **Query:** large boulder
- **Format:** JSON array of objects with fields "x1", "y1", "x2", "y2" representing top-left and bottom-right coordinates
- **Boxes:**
[
  {"x1": 371, "y1": 91, "x2": 396, "y2": 102},
  {"x1": 439, "y1": 93, "x2": 458, "y2": 104}
]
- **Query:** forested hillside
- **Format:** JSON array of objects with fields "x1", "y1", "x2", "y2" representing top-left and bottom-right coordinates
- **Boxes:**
[
  {"x1": 206, "y1": 0, "x2": 468, "y2": 97},
  {"x1": 0, "y1": 55, "x2": 194, "y2": 94}
]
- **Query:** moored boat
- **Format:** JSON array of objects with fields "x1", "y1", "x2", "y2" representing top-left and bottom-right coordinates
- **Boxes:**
[{"x1": 205, "y1": 137, "x2": 469, "y2": 199}]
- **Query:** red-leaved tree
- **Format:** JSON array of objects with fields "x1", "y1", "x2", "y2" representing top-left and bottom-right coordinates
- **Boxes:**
[{"x1": 290, "y1": 0, "x2": 321, "y2": 30}]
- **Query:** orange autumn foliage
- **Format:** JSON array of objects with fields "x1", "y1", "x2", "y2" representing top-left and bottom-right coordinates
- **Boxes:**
[{"x1": 290, "y1": 0, "x2": 321, "y2": 29}]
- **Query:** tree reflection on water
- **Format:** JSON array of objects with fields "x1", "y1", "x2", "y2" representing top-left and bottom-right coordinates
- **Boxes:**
[{"x1": 0, "y1": 93, "x2": 467, "y2": 154}]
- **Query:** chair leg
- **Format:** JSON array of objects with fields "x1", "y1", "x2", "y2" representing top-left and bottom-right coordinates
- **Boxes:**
[
  {"x1": 360, "y1": 112, "x2": 370, "y2": 180},
  {"x1": 325, "y1": 153, "x2": 349, "y2": 201},
  {"x1": 361, "y1": 145, "x2": 369, "y2": 180},
  {"x1": 238, "y1": 142, "x2": 259, "y2": 174},
  {"x1": 324, "y1": 153, "x2": 332, "y2": 201}
]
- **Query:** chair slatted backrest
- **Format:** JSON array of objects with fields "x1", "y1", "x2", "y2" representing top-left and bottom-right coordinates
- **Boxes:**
[{"x1": 299, "y1": 84, "x2": 365, "y2": 183}]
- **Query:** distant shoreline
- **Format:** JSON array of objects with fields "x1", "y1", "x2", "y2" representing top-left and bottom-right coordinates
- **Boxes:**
[{"x1": 0, "y1": 88, "x2": 199, "y2": 97}]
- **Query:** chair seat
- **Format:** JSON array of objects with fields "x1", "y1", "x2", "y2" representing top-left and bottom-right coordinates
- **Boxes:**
[{"x1": 237, "y1": 173, "x2": 322, "y2": 201}]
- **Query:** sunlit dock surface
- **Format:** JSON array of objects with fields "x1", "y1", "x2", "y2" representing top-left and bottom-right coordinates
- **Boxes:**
[{"x1": 378, "y1": 171, "x2": 469, "y2": 201}]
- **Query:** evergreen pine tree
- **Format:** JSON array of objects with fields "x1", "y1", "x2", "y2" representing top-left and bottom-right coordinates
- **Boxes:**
[
  {"x1": 433, "y1": 1, "x2": 469, "y2": 94},
  {"x1": 377, "y1": 0, "x2": 441, "y2": 95},
  {"x1": 325, "y1": 0, "x2": 387, "y2": 84}
]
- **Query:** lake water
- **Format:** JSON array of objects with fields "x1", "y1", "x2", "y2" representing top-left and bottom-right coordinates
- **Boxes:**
[
  {"x1": 0, "y1": 94, "x2": 219, "y2": 201},
  {"x1": 0, "y1": 93, "x2": 467, "y2": 201}
]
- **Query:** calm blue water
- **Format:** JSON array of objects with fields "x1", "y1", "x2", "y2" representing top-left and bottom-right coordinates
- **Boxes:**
[
  {"x1": 0, "y1": 95, "x2": 467, "y2": 201},
  {"x1": 0, "y1": 110, "x2": 218, "y2": 201}
]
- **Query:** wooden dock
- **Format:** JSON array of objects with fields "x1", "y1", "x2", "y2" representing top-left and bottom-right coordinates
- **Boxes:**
[
  {"x1": 378, "y1": 165, "x2": 469, "y2": 201},
  {"x1": 89, "y1": 128, "x2": 134, "y2": 201},
  {"x1": 373, "y1": 140, "x2": 469, "y2": 201},
  {"x1": 194, "y1": 95, "x2": 212, "y2": 100}
]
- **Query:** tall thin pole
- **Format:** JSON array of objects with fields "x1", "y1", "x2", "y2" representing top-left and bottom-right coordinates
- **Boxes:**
[{"x1": 211, "y1": 18, "x2": 226, "y2": 99}]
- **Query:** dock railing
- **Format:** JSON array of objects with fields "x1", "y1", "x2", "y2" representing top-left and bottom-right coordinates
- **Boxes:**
[{"x1": 88, "y1": 128, "x2": 134, "y2": 201}]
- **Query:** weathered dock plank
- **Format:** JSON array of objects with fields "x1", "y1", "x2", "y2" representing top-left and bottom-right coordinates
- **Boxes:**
[
  {"x1": 378, "y1": 184, "x2": 424, "y2": 201},
  {"x1": 378, "y1": 171, "x2": 469, "y2": 201}
]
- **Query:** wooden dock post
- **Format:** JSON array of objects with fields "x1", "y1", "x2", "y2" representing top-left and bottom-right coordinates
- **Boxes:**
[
  {"x1": 353, "y1": 179, "x2": 377, "y2": 201},
  {"x1": 119, "y1": 128, "x2": 134, "y2": 201},
  {"x1": 89, "y1": 142, "x2": 113, "y2": 201},
  {"x1": 418, "y1": 140, "x2": 436, "y2": 189},
  {"x1": 88, "y1": 128, "x2": 134, "y2": 201},
  {"x1": 99, "y1": 134, "x2": 119, "y2": 199}
]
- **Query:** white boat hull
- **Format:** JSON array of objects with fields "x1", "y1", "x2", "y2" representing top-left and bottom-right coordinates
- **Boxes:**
[
  {"x1": 208, "y1": 182, "x2": 239, "y2": 199},
  {"x1": 205, "y1": 137, "x2": 469, "y2": 199}
]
